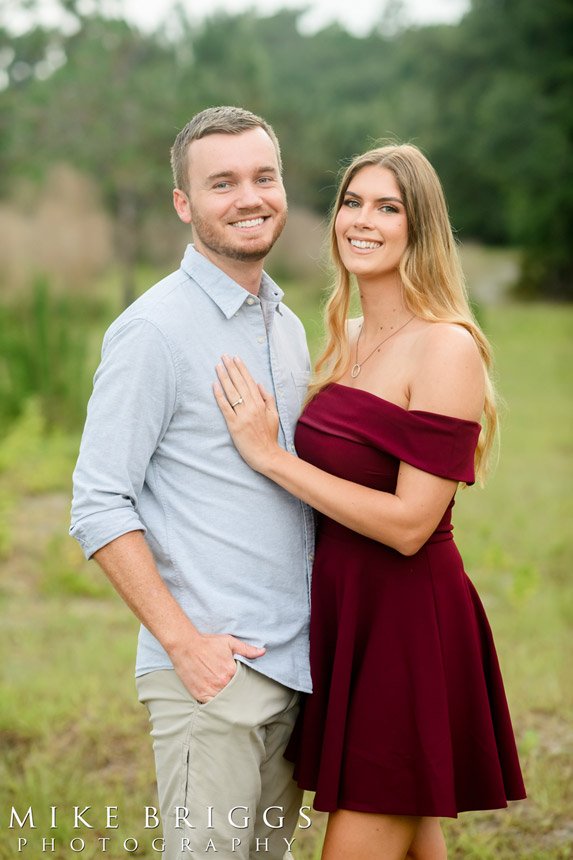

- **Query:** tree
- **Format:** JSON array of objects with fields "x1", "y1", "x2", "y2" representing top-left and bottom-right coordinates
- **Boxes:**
[
  {"x1": 2, "y1": 3, "x2": 184, "y2": 304},
  {"x1": 420, "y1": 0, "x2": 573, "y2": 296}
]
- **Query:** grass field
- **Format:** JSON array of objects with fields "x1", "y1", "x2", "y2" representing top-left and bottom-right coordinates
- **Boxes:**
[{"x1": 0, "y1": 294, "x2": 571, "y2": 859}]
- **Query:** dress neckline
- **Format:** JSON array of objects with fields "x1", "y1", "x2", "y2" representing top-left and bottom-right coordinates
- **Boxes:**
[{"x1": 330, "y1": 383, "x2": 481, "y2": 428}]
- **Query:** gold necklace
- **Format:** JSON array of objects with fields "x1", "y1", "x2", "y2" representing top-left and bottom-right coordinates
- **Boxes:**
[{"x1": 350, "y1": 315, "x2": 415, "y2": 379}]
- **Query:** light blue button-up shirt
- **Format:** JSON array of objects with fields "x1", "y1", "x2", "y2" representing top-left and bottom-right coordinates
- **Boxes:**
[{"x1": 70, "y1": 245, "x2": 314, "y2": 692}]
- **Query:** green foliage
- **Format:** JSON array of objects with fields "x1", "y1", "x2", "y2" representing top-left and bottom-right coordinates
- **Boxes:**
[
  {"x1": 40, "y1": 532, "x2": 112, "y2": 599},
  {"x1": 0, "y1": 398, "x2": 78, "y2": 492},
  {"x1": 441, "y1": 0, "x2": 573, "y2": 298},
  {"x1": 0, "y1": 488, "x2": 13, "y2": 559},
  {"x1": 190, "y1": 12, "x2": 271, "y2": 113},
  {"x1": 0, "y1": 278, "x2": 98, "y2": 431}
]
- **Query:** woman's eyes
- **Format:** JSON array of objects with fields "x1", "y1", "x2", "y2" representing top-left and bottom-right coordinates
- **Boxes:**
[{"x1": 342, "y1": 198, "x2": 399, "y2": 213}]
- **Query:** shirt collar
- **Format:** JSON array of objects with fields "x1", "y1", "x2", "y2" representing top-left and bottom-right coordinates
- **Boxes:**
[{"x1": 181, "y1": 244, "x2": 284, "y2": 319}]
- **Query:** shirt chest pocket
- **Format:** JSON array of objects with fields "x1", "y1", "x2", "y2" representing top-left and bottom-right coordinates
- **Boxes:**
[{"x1": 291, "y1": 370, "x2": 311, "y2": 409}]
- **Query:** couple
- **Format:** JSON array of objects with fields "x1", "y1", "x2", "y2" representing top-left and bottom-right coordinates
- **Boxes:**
[{"x1": 70, "y1": 106, "x2": 525, "y2": 860}]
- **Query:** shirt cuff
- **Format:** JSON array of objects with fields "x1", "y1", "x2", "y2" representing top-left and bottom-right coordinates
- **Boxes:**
[{"x1": 70, "y1": 508, "x2": 147, "y2": 559}]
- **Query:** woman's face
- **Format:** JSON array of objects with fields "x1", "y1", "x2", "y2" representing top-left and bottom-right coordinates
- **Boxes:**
[{"x1": 334, "y1": 165, "x2": 409, "y2": 281}]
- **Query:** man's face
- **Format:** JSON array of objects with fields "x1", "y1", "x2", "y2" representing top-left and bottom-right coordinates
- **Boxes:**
[{"x1": 173, "y1": 127, "x2": 287, "y2": 266}]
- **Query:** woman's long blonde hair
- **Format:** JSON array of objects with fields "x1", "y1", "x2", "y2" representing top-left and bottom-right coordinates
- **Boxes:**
[{"x1": 308, "y1": 144, "x2": 497, "y2": 483}]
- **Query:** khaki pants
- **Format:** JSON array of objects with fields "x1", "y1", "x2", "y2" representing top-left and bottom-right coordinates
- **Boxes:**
[{"x1": 137, "y1": 662, "x2": 302, "y2": 860}]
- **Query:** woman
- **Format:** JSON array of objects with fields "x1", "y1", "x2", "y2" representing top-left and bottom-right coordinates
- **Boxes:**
[{"x1": 213, "y1": 144, "x2": 526, "y2": 860}]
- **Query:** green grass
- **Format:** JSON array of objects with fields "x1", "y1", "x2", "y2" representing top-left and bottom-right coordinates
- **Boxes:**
[
  {"x1": 440, "y1": 304, "x2": 573, "y2": 859},
  {"x1": 0, "y1": 296, "x2": 571, "y2": 859}
]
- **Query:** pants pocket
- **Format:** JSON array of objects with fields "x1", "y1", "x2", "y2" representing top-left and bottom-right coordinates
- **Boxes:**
[{"x1": 199, "y1": 659, "x2": 242, "y2": 710}]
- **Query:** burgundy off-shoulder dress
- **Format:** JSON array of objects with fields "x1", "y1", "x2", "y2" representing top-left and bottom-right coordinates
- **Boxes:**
[{"x1": 287, "y1": 383, "x2": 526, "y2": 817}]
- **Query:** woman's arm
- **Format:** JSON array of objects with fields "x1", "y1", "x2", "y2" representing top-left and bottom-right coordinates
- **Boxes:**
[{"x1": 214, "y1": 326, "x2": 484, "y2": 556}]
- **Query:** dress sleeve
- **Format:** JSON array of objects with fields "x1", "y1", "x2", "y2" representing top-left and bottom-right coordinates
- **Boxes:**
[
  {"x1": 389, "y1": 409, "x2": 481, "y2": 484},
  {"x1": 300, "y1": 385, "x2": 481, "y2": 484}
]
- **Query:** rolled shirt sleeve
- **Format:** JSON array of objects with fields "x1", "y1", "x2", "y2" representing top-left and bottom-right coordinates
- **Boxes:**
[{"x1": 70, "y1": 317, "x2": 178, "y2": 559}]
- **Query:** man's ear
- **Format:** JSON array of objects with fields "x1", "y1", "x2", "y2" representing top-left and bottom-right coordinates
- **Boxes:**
[{"x1": 173, "y1": 188, "x2": 192, "y2": 224}]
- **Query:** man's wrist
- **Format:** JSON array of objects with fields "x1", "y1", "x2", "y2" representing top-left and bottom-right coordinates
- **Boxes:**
[{"x1": 162, "y1": 618, "x2": 202, "y2": 658}]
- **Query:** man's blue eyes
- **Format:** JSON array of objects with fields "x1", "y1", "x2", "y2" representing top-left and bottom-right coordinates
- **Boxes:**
[{"x1": 213, "y1": 177, "x2": 273, "y2": 189}]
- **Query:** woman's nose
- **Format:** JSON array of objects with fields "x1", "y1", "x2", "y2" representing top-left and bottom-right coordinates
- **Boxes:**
[{"x1": 353, "y1": 207, "x2": 374, "y2": 229}]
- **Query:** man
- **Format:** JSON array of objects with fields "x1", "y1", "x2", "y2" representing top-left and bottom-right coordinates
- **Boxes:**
[{"x1": 70, "y1": 106, "x2": 314, "y2": 860}]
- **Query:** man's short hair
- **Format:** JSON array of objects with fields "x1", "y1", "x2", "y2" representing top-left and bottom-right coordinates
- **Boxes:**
[{"x1": 171, "y1": 106, "x2": 282, "y2": 193}]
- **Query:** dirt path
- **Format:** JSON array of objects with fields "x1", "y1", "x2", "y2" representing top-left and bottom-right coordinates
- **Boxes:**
[{"x1": 460, "y1": 242, "x2": 520, "y2": 305}]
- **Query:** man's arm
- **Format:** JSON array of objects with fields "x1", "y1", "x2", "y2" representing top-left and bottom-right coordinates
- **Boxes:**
[
  {"x1": 93, "y1": 531, "x2": 264, "y2": 702},
  {"x1": 70, "y1": 318, "x2": 176, "y2": 555},
  {"x1": 71, "y1": 318, "x2": 263, "y2": 702}
]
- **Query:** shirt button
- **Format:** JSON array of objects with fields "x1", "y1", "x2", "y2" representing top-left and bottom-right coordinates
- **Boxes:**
[
  {"x1": 246, "y1": 297, "x2": 255, "y2": 305},
  {"x1": 289, "y1": 443, "x2": 296, "y2": 453},
  {"x1": 257, "y1": 336, "x2": 265, "y2": 344}
]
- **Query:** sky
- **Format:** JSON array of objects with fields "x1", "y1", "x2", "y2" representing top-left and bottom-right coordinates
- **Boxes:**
[{"x1": 6, "y1": 0, "x2": 470, "y2": 37}]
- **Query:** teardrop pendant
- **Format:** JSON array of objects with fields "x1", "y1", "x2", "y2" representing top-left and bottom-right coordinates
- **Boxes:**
[{"x1": 350, "y1": 363, "x2": 361, "y2": 379}]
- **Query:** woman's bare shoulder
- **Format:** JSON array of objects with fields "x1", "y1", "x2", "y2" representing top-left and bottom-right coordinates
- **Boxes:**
[
  {"x1": 417, "y1": 320, "x2": 480, "y2": 354},
  {"x1": 409, "y1": 322, "x2": 484, "y2": 420}
]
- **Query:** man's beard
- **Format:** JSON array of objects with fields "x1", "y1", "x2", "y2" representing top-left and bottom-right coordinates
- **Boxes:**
[{"x1": 191, "y1": 208, "x2": 287, "y2": 263}]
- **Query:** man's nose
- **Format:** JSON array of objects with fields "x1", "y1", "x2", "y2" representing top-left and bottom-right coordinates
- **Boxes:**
[{"x1": 235, "y1": 182, "x2": 264, "y2": 209}]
